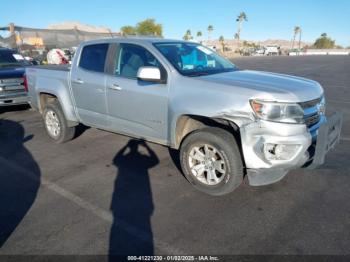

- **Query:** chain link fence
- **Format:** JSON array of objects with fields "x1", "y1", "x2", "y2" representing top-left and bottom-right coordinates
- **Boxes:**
[{"x1": 0, "y1": 25, "x2": 120, "y2": 50}]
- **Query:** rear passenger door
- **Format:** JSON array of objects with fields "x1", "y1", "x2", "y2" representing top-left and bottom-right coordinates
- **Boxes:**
[{"x1": 70, "y1": 43, "x2": 109, "y2": 127}]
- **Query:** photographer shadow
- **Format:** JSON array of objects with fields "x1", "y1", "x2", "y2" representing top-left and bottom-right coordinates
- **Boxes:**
[
  {"x1": 0, "y1": 120, "x2": 40, "y2": 247},
  {"x1": 109, "y1": 139, "x2": 159, "y2": 256}
]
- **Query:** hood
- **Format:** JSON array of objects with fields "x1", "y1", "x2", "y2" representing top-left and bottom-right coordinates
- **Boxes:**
[
  {"x1": 0, "y1": 67, "x2": 25, "y2": 79},
  {"x1": 198, "y1": 70, "x2": 323, "y2": 102}
]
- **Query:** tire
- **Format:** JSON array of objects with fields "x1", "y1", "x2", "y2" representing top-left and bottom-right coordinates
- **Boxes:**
[
  {"x1": 180, "y1": 127, "x2": 243, "y2": 196},
  {"x1": 43, "y1": 101, "x2": 75, "y2": 143}
]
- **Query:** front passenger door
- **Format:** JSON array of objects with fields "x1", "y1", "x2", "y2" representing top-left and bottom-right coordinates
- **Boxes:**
[{"x1": 105, "y1": 43, "x2": 169, "y2": 142}]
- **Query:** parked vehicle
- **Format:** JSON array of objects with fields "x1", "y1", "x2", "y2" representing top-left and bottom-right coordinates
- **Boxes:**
[
  {"x1": 288, "y1": 48, "x2": 302, "y2": 56},
  {"x1": 26, "y1": 38, "x2": 342, "y2": 195},
  {"x1": 252, "y1": 47, "x2": 265, "y2": 56},
  {"x1": 0, "y1": 48, "x2": 28, "y2": 107},
  {"x1": 264, "y1": 45, "x2": 280, "y2": 56}
]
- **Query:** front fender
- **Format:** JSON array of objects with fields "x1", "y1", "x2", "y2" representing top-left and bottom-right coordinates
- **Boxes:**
[{"x1": 169, "y1": 110, "x2": 253, "y2": 149}]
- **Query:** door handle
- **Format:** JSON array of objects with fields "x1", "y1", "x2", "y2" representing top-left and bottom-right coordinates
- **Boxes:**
[
  {"x1": 109, "y1": 83, "x2": 122, "y2": 91},
  {"x1": 73, "y1": 79, "x2": 84, "y2": 84}
]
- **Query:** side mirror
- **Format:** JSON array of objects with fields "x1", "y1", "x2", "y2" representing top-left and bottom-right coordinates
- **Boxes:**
[{"x1": 137, "y1": 66, "x2": 162, "y2": 83}]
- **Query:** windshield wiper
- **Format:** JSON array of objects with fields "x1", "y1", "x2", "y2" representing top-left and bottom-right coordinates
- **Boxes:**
[{"x1": 187, "y1": 71, "x2": 211, "y2": 77}]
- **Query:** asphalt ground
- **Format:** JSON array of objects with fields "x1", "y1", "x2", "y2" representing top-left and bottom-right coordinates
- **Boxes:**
[{"x1": 0, "y1": 56, "x2": 349, "y2": 256}]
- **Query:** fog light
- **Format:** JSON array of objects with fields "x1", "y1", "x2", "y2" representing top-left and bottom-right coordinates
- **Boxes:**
[{"x1": 264, "y1": 143, "x2": 301, "y2": 160}]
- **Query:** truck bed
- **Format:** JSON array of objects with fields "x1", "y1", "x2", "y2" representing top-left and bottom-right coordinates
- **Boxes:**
[
  {"x1": 34, "y1": 64, "x2": 70, "y2": 71},
  {"x1": 26, "y1": 65, "x2": 72, "y2": 114}
]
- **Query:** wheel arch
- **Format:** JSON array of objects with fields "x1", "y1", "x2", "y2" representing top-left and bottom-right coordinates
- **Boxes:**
[
  {"x1": 39, "y1": 92, "x2": 58, "y2": 113},
  {"x1": 173, "y1": 114, "x2": 239, "y2": 147},
  {"x1": 173, "y1": 114, "x2": 246, "y2": 168},
  {"x1": 39, "y1": 92, "x2": 78, "y2": 127}
]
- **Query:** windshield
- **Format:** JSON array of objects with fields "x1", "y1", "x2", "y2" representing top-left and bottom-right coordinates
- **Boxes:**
[
  {"x1": 0, "y1": 50, "x2": 22, "y2": 68},
  {"x1": 154, "y1": 42, "x2": 238, "y2": 76}
]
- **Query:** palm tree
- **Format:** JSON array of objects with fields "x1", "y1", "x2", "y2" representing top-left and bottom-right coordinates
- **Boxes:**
[
  {"x1": 219, "y1": 36, "x2": 225, "y2": 52},
  {"x1": 236, "y1": 12, "x2": 247, "y2": 46},
  {"x1": 292, "y1": 26, "x2": 301, "y2": 49},
  {"x1": 298, "y1": 28, "x2": 302, "y2": 50},
  {"x1": 196, "y1": 31, "x2": 202, "y2": 41},
  {"x1": 183, "y1": 29, "x2": 192, "y2": 41},
  {"x1": 207, "y1": 25, "x2": 214, "y2": 40}
]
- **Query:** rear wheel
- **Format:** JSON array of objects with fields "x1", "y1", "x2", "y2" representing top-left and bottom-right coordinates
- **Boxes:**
[
  {"x1": 180, "y1": 127, "x2": 244, "y2": 196},
  {"x1": 43, "y1": 101, "x2": 75, "y2": 143}
]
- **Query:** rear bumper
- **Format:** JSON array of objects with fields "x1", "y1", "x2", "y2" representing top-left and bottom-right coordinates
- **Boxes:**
[
  {"x1": 0, "y1": 93, "x2": 28, "y2": 106},
  {"x1": 241, "y1": 112, "x2": 342, "y2": 186}
]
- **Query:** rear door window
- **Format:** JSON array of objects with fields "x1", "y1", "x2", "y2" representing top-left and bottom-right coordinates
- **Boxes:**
[{"x1": 79, "y1": 44, "x2": 109, "y2": 73}]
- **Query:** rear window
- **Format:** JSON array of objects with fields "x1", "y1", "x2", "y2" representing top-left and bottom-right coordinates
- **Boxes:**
[
  {"x1": 0, "y1": 50, "x2": 23, "y2": 68},
  {"x1": 79, "y1": 44, "x2": 108, "y2": 72}
]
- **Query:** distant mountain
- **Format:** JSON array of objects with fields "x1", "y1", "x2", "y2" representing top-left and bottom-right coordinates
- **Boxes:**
[
  {"x1": 47, "y1": 21, "x2": 114, "y2": 33},
  {"x1": 257, "y1": 38, "x2": 312, "y2": 49}
]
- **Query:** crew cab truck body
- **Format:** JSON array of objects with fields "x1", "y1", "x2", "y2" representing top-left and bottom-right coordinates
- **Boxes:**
[{"x1": 26, "y1": 38, "x2": 342, "y2": 195}]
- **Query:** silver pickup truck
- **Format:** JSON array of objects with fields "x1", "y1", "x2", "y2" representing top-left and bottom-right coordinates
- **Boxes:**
[{"x1": 26, "y1": 38, "x2": 342, "y2": 195}]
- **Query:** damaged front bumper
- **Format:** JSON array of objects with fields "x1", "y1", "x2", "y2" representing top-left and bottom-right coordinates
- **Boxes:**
[{"x1": 240, "y1": 112, "x2": 342, "y2": 186}]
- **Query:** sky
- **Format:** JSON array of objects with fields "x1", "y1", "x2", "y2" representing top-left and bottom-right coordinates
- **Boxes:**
[{"x1": 1, "y1": 0, "x2": 350, "y2": 46}]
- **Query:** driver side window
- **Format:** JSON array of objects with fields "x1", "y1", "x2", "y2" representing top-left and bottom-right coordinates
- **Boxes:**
[{"x1": 115, "y1": 44, "x2": 161, "y2": 79}]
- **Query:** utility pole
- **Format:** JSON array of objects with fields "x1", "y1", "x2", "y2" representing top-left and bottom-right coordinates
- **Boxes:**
[
  {"x1": 9, "y1": 23, "x2": 17, "y2": 49},
  {"x1": 74, "y1": 26, "x2": 80, "y2": 47}
]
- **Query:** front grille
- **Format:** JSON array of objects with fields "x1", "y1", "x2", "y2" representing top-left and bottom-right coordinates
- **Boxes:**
[
  {"x1": 305, "y1": 113, "x2": 320, "y2": 127},
  {"x1": 299, "y1": 97, "x2": 322, "y2": 128},
  {"x1": 299, "y1": 97, "x2": 321, "y2": 109}
]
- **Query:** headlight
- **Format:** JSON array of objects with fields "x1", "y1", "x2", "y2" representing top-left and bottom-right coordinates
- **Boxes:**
[
  {"x1": 0, "y1": 87, "x2": 3, "y2": 92},
  {"x1": 250, "y1": 99, "x2": 304, "y2": 124}
]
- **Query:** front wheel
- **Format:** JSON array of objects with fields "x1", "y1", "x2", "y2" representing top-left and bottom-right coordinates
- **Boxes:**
[
  {"x1": 43, "y1": 101, "x2": 75, "y2": 143},
  {"x1": 180, "y1": 127, "x2": 244, "y2": 196}
]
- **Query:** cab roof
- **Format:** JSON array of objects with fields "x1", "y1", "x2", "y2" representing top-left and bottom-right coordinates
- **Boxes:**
[{"x1": 80, "y1": 37, "x2": 197, "y2": 46}]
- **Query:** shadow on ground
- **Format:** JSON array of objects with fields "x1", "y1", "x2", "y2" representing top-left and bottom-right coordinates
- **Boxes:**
[
  {"x1": 109, "y1": 139, "x2": 159, "y2": 256},
  {"x1": 0, "y1": 105, "x2": 30, "y2": 115},
  {"x1": 0, "y1": 119, "x2": 41, "y2": 247},
  {"x1": 73, "y1": 124, "x2": 90, "y2": 139}
]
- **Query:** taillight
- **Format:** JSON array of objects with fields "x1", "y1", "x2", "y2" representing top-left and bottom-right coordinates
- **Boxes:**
[{"x1": 23, "y1": 74, "x2": 28, "y2": 92}]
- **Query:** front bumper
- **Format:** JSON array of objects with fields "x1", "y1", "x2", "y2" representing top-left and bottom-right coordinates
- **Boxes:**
[
  {"x1": 306, "y1": 112, "x2": 342, "y2": 169},
  {"x1": 240, "y1": 112, "x2": 342, "y2": 186}
]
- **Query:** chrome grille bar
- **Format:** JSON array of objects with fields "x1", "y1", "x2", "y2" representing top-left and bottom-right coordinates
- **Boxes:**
[{"x1": 299, "y1": 97, "x2": 322, "y2": 128}]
